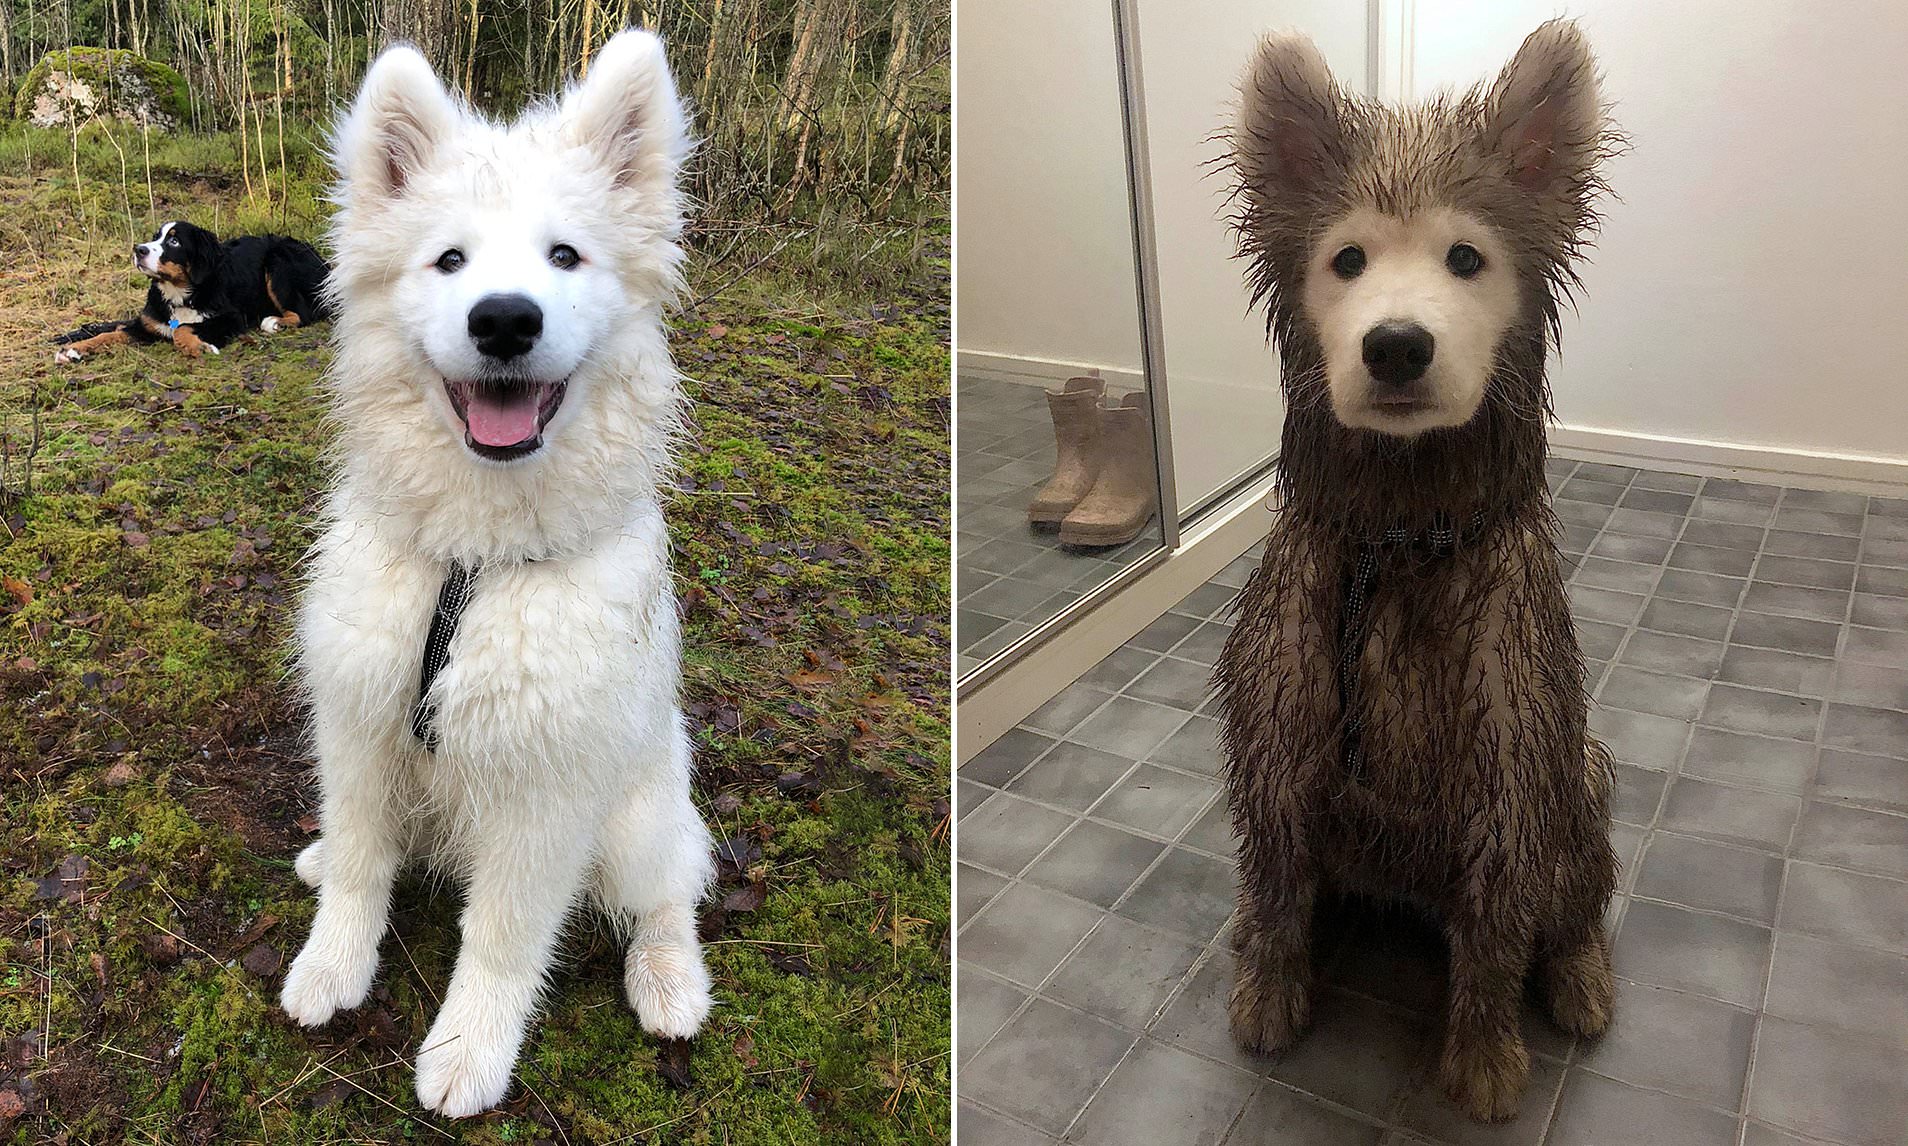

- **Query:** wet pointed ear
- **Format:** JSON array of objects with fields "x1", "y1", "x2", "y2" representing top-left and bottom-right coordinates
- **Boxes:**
[
  {"x1": 1486, "y1": 20, "x2": 1603, "y2": 193},
  {"x1": 560, "y1": 30, "x2": 690, "y2": 191},
  {"x1": 1235, "y1": 31, "x2": 1347, "y2": 198},
  {"x1": 337, "y1": 44, "x2": 459, "y2": 201}
]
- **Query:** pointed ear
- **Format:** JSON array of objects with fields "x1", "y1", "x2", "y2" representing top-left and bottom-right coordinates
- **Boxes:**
[
  {"x1": 1235, "y1": 31, "x2": 1347, "y2": 198},
  {"x1": 1486, "y1": 20, "x2": 1603, "y2": 193},
  {"x1": 560, "y1": 30, "x2": 690, "y2": 191},
  {"x1": 336, "y1": 44, "x2": 459, "y2": 202}
]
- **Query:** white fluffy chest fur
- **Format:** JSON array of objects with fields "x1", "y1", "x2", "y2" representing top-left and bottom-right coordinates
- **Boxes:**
[{"x1": 297, "y1": 502, "x2": 680, "y2": 795}]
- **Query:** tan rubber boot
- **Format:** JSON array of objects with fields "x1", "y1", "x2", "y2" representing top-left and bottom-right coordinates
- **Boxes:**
[
  {"x1": 1026, "y1": 374, "x2": 1106, "y2": 527},
  {"x1": 1059, "y1": 392, "x2": 1159, "y2": 547}
]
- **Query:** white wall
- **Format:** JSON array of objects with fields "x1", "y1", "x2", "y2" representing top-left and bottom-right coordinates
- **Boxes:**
[
  {"x1": 1411, "y1": 0, "x2": 1908, "y2": 473},
  {"x1": 954, "y1": 0, "x2": 1143, "y2": 378}
]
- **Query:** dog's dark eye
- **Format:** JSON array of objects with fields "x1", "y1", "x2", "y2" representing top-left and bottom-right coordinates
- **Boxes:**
[
  {"x1": 1446, "y1": 243, "x2": 1484, "y2": 278},
  {"x1": 164, "y1": 236, "x2": 176, "y2": 247},
  {"x1": 434, "y1": 249, "x2": 466, "y2": 274},
  {"x1": 1330, "y1": 245, "x2": 1366, "y2": 279},
  {"x1": 549, "y1": 244, "x2": 580, "y2": 270}
]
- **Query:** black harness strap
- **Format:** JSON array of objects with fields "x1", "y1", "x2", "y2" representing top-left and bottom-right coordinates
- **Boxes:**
[
  {"x1": 1335, "y1": 512, "x2": 1482, "y2": 780},
  {"x1": 411, "y1": 562, "x2": 476, "y2": 751}
]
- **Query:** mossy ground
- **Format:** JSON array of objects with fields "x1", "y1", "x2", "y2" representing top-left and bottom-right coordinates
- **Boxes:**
[{"x1": 0, "y1": 124, "x2": 949, "y2": 1144}]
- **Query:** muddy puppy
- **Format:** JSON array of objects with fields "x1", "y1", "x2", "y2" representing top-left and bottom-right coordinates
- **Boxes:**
[{"x1": 1213, "y1": 22, "x2": 1623, "y2": 1122}]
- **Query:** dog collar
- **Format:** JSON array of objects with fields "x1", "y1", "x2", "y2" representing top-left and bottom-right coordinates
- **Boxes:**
[
  {"x1": 411, "y1": 562, "x2": 476, "y2": 751},
  {"x1": 167, "y1": 318, "x2": 180, "y2": 330}
]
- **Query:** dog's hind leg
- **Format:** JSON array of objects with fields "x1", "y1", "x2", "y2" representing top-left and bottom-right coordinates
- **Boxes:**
[
  {"x1": 1539, "y1": 743, "x2": 1619, "y2": 1037},
  {"x1": 594, "y1": 720, "x2": 716, "y2": 1039},
  {"x1": 1538, "y1": 920, "x2": 1614, "y2": 1038},
  {"x1": 261, "y1": 272, "x2": 305, "y2": 332},
  {"x1": 1228, "y1": 823, "x2": 1320, "y2": 1055},
  {"x1": 294, "y1": 838, "x2": 328, "y2": 888},
  {"x1": 281, "y1": 730, "x2": 406, "y2": 1028},
  {"x1": 413, "y1": 795, "x2": 599, "y2": 1118}
]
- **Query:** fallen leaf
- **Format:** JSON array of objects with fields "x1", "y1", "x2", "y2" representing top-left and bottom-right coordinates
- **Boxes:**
[
  {"x1": 241, "y1": 943, "x2": 283, "y2": 978},
  {"x1": 713, "y1": 834, "x2": 761, "y2": 871},
  {"x1": 32, "y1": 855, "x2": 88, "y2": 902},
  {"x1": 122, "y1": 532, "x2": 149, "y2": 549},
  {"x1": 229, "y1": 913, "x2": 280, "y2": 951},
  {"x1": 0, "y1": 1087, "x2": 24, "y2": 1120},
  {"x1": 721, "y1": 879, "x2": 766, "y2": 913},
  {"x1": 1, "y1": 576, "x2": 30, "y2": 609},
  {"x1": 732, "y1": 1031, "x2": 758, "y2": 1069},
  {"x1": 101, "y1": 761, "x2": 140, "y2": 788},
  {"x1": 294, "y1": 813, "x2": 320, "y2": 834},
  {"x1": 712, "y1": 792, "x2": 742, "y2": 815},
  {"x1": 657, "y1": 1039, "x2": 693, "y2": 1089},
  {"x1": 141, "y1": 931, "x2": 180, "y2": 966},
  {"x1": 307, "y1": 1079, "x2": 354, "y2": 1110}
]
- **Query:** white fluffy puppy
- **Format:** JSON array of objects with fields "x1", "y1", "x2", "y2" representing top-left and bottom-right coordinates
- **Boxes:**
[{"x1": 279, "y1": 31, "x2": 714, "y2": 1118}]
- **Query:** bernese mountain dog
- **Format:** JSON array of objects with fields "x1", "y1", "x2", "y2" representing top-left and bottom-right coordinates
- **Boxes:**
[{"x1": 52, "y1": 220, "x2": 331, "y2": 362}]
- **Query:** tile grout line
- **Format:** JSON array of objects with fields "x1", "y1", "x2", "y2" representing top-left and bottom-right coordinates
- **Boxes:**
[{"x1": 1736, "y1": 486, "x2": 1864, "y2": 1145}]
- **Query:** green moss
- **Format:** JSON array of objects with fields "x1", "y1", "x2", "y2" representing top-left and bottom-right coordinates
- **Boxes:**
[{"x1": 13, "y1": 47, "x2": 190, "y2": 126}]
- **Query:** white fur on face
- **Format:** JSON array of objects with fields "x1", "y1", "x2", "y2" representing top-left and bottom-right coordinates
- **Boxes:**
[
  {"x1": 329, "y1": 31, "x2": 689, "y2": 458},
  {"x1": 134, "y1": 221, "x2": 177, "y2": 275},
  {"x1": 401, "y1": 194, "x2": 615, "y2": 437},
  {"x1": 1302, "y1": 207, "x2": 1520, "y2": 436}
]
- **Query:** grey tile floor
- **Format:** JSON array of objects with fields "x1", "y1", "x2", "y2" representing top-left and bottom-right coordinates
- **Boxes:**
[
  {"x1": 958, "y1": 375, "x2": 1163, "y2": 675},
  {"x1": 956, "y1": 460, "x2": 1908, "y2": 1146}
]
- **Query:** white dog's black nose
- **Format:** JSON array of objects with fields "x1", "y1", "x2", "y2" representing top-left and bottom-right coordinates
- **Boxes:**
[
  {"x1": 468, "y1": 293, "x2": 544, "y2": 361},
  {"x1": 1363, "y1": 322, "x2": 1435, "y2": 386}
]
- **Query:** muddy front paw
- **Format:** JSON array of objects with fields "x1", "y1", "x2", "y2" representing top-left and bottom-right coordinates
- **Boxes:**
[
  {"x1": 1439, "y1": 1030, "x2": 1529, "y2": 1122},
  {"x1": 1228, "y1": 966, "x2": 1311, "y2": 1055},
  {"x1": 53, "y1": 347, "x2": 82, "y2": 364}
]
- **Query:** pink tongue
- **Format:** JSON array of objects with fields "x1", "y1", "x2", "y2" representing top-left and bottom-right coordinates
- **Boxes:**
[{"x1": 465, "y1": 388, "x2": 541, "y2": 447}]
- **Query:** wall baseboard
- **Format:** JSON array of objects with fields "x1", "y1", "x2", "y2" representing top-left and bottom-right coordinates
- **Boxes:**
[
  {"x1": 960, "y1": 347, "x2": 1908, "y2": 494},
  {"x1": 956, "y1": 348, "x2": 1143, "y2": 392},
  {"x1": 1551, "y1": 425, "x2": 1908, "y2": 495}
]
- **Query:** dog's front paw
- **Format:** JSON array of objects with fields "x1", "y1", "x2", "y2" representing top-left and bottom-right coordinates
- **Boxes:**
[
  {"x1": 625, "y1": 938, "x2": 713, "y2": 1038},
  {"x1": 259, "y1": 316, "x2": 281, "y2": 333},
  {"x1": 205, "y1": 343, "x2": 221, "y2": 356},
  {"x1": 1439, "y1": 1031, "x2": 1529, "y2": 1123},
  {"x1": 280, "y1": 940, "x2": 376, "y2": 1027},
  {"x1": 415, "y1": 1010, "x2": 518, "y2": 1118},
  {"x1": 54, "y1": 348, "x2": 81, "y2": 363},
  {"x1": 1228, "y1": 967, "x2": 1310, "y2": 1055}
]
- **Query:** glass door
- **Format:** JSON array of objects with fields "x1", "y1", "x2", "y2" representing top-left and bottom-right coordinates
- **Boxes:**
[{"x1": 954, "y1": 0, "x2": 1171, "y2": 680}]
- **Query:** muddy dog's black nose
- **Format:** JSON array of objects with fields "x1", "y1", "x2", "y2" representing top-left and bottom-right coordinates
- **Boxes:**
[
  {"x1": 468, "y1": 293, "x2": 544, "y2": 361},
  {"x1": 1362, "y1": 322, "x2": 1435, "y2": 386}
]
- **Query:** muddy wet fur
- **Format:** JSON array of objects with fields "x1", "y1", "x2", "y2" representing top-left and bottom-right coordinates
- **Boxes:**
[{"x1": 1213, "y1": 21, "x2": 1626, "y2": 1122}]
